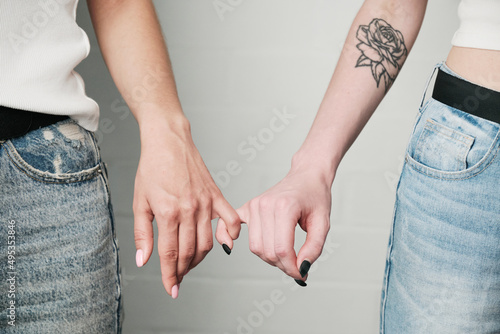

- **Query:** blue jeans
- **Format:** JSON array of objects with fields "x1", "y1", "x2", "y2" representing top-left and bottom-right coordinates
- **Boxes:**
[
  {"x1": 0, "y1": 119, "x2": 123, "y2": 333},
  {"x1": 380, "y1": 63, "x2": 500, "y2": 333}
]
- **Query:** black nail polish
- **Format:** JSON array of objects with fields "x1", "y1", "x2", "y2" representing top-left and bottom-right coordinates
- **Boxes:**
[
  {"x1": 222, "y1": 244, "x2": 231, "y2": 255},
  {"x1": 294, "y1": 279, "x2": 307, "y2": 287},
  {"x1": 299, "y1": 260, "x2": 311, "y2": 278}
]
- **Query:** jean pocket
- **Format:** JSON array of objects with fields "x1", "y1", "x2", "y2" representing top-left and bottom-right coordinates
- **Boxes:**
[
  {"x1": 4, "y1": 119, "x2": 102, "y2": 183},
  {"x1": 413, "y1": 119, "x2": 474, "y2": 172},
  {"x1": 406, "y1": 100, "x2": 500, "y2": 180}
]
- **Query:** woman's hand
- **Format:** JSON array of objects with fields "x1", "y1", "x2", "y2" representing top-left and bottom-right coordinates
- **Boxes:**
[
  {"x1": 133, "y1": 114, "x2": 240, "y2": 298},
  {"x1": 87, "y1": 0, "x2": 245, "y2": 299},
  {"x1": 216, "y1": 165, "x2": 332, "y2": 284}
]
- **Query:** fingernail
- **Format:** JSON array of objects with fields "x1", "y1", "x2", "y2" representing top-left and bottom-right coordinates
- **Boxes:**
[
  {"x1": 294, "y1": 279, "x2": 307, "y2": 287},
  {"x1": 136, "y1": 249, "x2": 144, "y2": 268},
  {"x1": 299, "y1": 260, "x2": 311, "y2": 278},
  {"x1": 222, "y1": 244, "x2": 231, "y2": 255},
  {"x1": 171, "y1": 284, "x2": 179, "y2": 299}
]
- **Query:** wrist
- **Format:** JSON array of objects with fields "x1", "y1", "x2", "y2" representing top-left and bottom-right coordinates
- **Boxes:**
[
  {"x1": 135, "y1": 104, "x2": 191, "y2": 142},
  {"x1": 290, "y1": 147, "x2": 340, "y2": 187},
  {"x1": 138, "y1": 115, "x2": 193, "y2": 155},
  {"x1": 133, "y1": 100, "x2": 186, "y2": 126}
]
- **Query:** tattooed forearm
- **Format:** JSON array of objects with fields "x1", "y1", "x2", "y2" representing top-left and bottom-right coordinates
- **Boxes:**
[{"x1": 355, "y1": 19, "x2": 407, "y2": 91}]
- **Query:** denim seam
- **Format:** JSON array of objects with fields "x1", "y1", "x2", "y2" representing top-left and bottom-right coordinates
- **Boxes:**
[
  {"x1": 424, "y1": 120, "x2": 475, "y2": 146},
  {"x1": 415, "y1": 121, "x2": 473, "y2": 171},
  {"x1": 418, "y1": 62, "x2": 442, "y2": 109},
  {"x1": 379, "y1": 189, "x2": 401, "y2": 334},
  {"x1": 405, "y1": 139, "x2": 500, "y2": 181},
  {"x1": 98, "y1": 167, "x2": 123, "y2": 333},
  {"x1": 88, "y1": 131, "x2": 102, "y2": 163},
  {"x1": 419, "y1": 99, "x2": 432, "y2": 116},
  {"x1": 379, "y1": 241, "x2": 392, "y2": 333},
  {"x1": 2, "y1": 141, "x2": 102, "y2": 184}
]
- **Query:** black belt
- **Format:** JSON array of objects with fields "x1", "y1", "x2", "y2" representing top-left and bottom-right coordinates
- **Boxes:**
[
  {"x1": 0, "y1": 106, "x2": 68, "y2": 141},
  {"x1": 432, "y1": 69, "x2": 500, "y2": 125}
]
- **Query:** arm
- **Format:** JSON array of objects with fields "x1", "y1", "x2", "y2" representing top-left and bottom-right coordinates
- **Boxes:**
[
  {"x1": 216, "y1": 0, "x2": 427, "y2": 282},
  {"x1": 87, "y1": 0, "x2": 241, "y2": 298}
]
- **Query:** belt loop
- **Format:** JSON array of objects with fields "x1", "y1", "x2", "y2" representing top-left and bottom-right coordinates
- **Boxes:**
[{"x1": 419, "y1": 62, "x2": 441, "y2": 109}]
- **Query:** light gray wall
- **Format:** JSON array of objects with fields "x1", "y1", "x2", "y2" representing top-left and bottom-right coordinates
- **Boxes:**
[{"x1": 76, "y1": 1, "x2": 459, "y2": 333}]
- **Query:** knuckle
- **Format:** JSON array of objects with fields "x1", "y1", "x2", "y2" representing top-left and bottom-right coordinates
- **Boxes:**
[
  {"x1": 264, "y1": 250, "x2": 278, "y2": 263},
  {"x1": 275, "y1": 197, "x2": 293, "y2": 211},
  {"x1": 134, "y1": 229, "x2": 151, "y2": 243},
  {"x1": 212, "y1": 191, "x2": 224, "y2": 203},
  {"x1": 274, "y1": 244, "x2": 289, "y2": 258},
  {"x1": 180, "y1": 198, "x2": 199, "y2": 215},
  {"x1": 226, "y1": 212, "x2": 240, "y2": 227},
  {"x1": 198, "y1": 196, "x2": 212, "y2": 211},
  {"x1": 248, "y1": 199, "x2": 260, "y2": 213},
  {"x1": 229, "y1": 226, "x2": 241, "y2": 240},
  {"x1": 199, "y1": 239, "x2": 214, "y2": 254},
  {"x1": 181, "y1": 247, "x2": 196, "y2": 261},
  {"x1": 156, "y1": 206, "x2": 179, "y2": 221},
  {"x1": 159, "y1": 249, "x2": 178, "y2": 262},
  {"x1": 249, "y1": 241, "x2": 262, "y2": 256},
  {"x1": 257, "y1": 197, "x2": 273, "y2": 212}
]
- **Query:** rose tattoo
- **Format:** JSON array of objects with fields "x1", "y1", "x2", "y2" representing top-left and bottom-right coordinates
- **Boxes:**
[{"x1": 355, "y1": 19, "x2": 407, "y2": 90}]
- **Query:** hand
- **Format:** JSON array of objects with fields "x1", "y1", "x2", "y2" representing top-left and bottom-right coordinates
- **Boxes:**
[
  {"x1": 133, "y1": 115, "x2": 241, "y2": 298},
  {"x1": 216, "y1": 166, "x2": 331, "y2": 284}
]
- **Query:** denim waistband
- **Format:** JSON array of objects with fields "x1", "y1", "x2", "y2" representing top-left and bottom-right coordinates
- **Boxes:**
[
  {"x1": 420, "y1": 62, "x2": 499, "y2": 123},
  {"x1": 432, "y1": 68, "x2": 500, "y2": 124}
]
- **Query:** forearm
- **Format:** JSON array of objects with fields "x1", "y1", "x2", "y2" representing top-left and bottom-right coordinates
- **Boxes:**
[
  {"x1": 292, "y1": 0, "x2": 427, "y2": 185},
  {"x1": 87, "y1": 0, "x2": 185, "y2": 133}
]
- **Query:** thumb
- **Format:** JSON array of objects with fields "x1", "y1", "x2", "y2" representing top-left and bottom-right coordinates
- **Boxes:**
[
  {"x1": 296, "y1": 216, "x2": 330, "y2": 278},
  {"x1": 133, "y1": 206, "x2": 155, "y2": 268}
]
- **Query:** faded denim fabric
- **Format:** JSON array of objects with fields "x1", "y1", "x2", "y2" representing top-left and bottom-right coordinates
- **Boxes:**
[
  {"x1": 380, "y1": 63, "x2": 500, "y2": 333},
  {"x1": 0, "y1": 119, "x2": 123, "y2": 333}
]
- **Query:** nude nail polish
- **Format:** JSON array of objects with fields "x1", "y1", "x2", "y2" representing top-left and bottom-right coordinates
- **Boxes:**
[
  {"x1": 136, "y1": 249, "x2": 144, "y2": 268},
  {"x1": 171, "y1": 284, "x2": 179, "y2": 299}
]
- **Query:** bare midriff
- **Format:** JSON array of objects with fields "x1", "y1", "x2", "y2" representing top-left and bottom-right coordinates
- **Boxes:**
[{"x1": 446, "y1": 46, "x2": 500, "y2": 93}]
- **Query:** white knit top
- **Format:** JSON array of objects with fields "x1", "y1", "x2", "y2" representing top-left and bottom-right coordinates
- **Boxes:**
[
  {"x1": 452, "y1": 0, "x2": 500, "y2": 51},
  {"x1": 0, "y1": 0, "x2": 99, "y2": 131}
]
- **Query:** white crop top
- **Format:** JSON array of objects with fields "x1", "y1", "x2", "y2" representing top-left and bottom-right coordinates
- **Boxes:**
[
  {"x1": 0, "y1": 0, "x2": 99, "y2": 131},
  {"x1": 452, "y1": 0, "x2": 500, "y2": 51}
]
